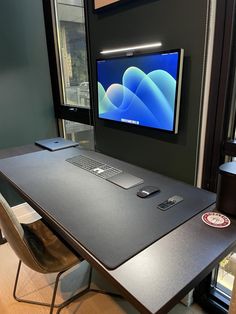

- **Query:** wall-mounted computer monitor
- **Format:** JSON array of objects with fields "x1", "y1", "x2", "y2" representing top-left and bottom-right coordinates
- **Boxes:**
[{"x1": 96, "y1": 48, "x2": 184, "y2": 134}]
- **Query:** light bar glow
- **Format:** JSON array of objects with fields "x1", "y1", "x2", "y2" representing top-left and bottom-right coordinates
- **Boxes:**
[{"x1": 100, "y1": 42, "x2": 162, "y2": 55}]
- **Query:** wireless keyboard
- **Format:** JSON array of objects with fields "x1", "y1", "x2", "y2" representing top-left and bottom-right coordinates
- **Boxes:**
[{"x1": 66, "y1": 155, "x2": 122, "y2": 180}]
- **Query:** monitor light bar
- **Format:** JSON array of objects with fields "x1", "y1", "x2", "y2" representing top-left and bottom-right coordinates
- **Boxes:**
[{"x1": 100, "y1": 42, "x2": 162, "y2": 55}]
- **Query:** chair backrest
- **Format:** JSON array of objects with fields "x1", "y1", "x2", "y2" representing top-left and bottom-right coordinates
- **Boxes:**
[{"x1": 0, "y1": 193, "x2": 47, "y2": 273}]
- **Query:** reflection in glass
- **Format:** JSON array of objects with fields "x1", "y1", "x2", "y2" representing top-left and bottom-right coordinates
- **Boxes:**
[
  {"x1": 215, "y1": 250, "x2": 236, "y2": 298},
  {"x1": 62, "y1": 120, "x2": 94, "y2": 150},
  {"x1": 55, "y1": 0, "x2": 90, "y2": 108}
]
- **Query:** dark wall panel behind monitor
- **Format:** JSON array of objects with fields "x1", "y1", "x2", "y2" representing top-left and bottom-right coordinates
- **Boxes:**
[{"x1": 87, "y1": 0, "x2": 209, "y2": 184}]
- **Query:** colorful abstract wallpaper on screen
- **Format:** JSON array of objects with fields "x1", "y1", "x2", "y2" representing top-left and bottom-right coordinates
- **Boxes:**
[{"x1": 97, "y1": 52, "x2": 180, "y2": 132}]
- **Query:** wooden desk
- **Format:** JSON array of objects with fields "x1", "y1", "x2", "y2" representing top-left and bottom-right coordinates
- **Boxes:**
[{"x1": 0, "y1": 147, "x2": 236, "y2": 313}]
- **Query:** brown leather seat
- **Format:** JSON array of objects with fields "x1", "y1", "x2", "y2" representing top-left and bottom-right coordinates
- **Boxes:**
[{"x1": 0, "y1": 193, "x2": 87, "y2": 314}]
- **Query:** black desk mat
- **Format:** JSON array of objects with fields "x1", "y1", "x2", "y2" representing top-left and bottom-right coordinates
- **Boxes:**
[{"x1": 0, "y1": 148, "x2": 216, "y2": 269}]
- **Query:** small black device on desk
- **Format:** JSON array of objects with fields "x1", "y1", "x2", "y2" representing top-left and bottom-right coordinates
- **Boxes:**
[
  {"x1": 157, "y1": 195, "x2": 184, "y2": 210},
  {"x1": 137, "y1": 186, "x2": 160, "y2": 198}
]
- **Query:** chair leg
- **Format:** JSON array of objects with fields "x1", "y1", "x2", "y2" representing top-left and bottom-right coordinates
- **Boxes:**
[
  {"x1": 55, "y1": 265, "x2": 123, "y2": 313},
  {"x1": 13, "y1": 261, "x2": 123, "y2": 313},
  {"x1": 13, "y1": 260, "x2": 93, "y2": 313},
  {"x1": 13, "y1": 260, "x2": 24, "y2": 302},
  {"x1": 13, "y1": 260, "x2": 67, "y2": 308},
  {"x1": 56, "y1": 263, "x2": 93, "y2": 313},
  {"x1": 50, "y1": 270, "x2": 63, "y2": 314}
]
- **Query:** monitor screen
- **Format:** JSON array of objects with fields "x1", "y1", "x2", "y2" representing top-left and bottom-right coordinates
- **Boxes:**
[{"x1": 96, "y1": 49, "x2": 184, "y2": 133}]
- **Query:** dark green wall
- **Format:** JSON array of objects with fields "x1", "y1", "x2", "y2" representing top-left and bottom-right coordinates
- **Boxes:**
[
  {"x1": 0, "y1": 0, "x2": 57, "y2": 150},
  {"x1": 87, "y1": 0, "x2": 209, "y2": 184},
  {"x1": 0, "y1": 0, "x2": 57, "y2": 205}
]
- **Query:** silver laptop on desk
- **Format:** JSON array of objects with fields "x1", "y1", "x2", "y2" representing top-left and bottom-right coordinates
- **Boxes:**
[{"x1": 35, "y1": 137, "x2": 79, "y2": 151}]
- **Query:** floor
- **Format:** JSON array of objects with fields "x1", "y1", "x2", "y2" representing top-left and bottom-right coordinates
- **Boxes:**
[{"x1": 0, "y1": 241, "x2": 208, "y2": 314}]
